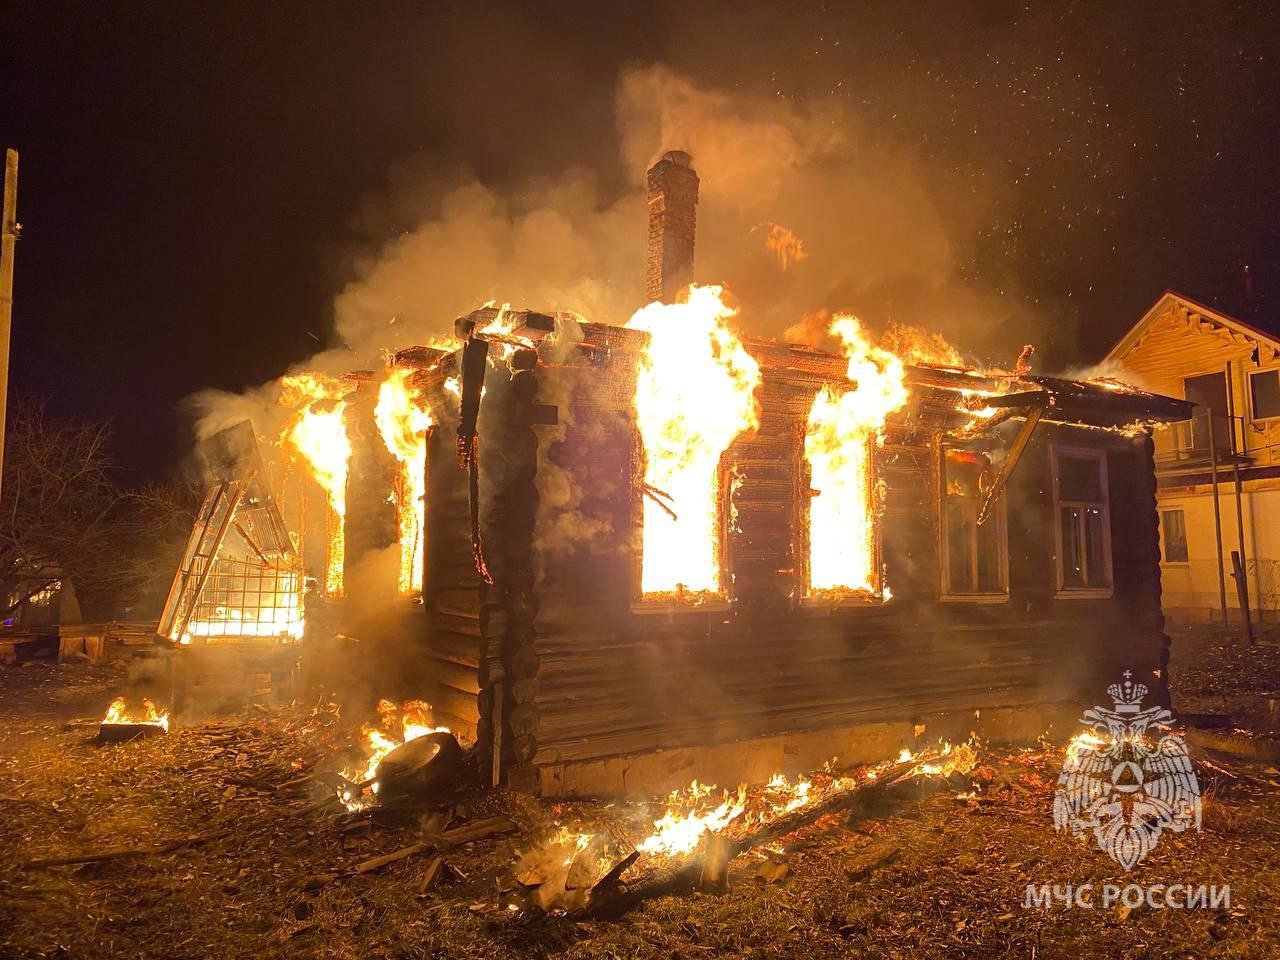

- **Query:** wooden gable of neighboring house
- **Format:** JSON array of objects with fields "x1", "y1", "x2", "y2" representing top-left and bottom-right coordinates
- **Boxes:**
[{"x1": 1104, "y1": 291, "x2": 1280, "y2": 470}]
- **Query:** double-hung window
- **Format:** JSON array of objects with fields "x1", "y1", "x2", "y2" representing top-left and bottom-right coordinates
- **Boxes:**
[
  {"x1": 1052, "y1": 446, "x2": 1112, "y2": 595},
  {"x1": 1161, "y1": 509, "x2": 1188, "y2": 563}
]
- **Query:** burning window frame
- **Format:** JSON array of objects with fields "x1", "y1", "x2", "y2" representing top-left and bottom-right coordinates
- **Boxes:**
[
  {"x1": 374, "y1": 365, "x2": 435, "y2": 597},
  {"x1": 938, "y1": 439, "x2": 1010, "y2": 601},
  {"x1": 795, "y1": 422, "x2": 888, "y2": 605},
  {"x1": 792, "y1": 315, "x2": 908, "y2": 607},
  {"x1": 279, "y1": 373, "x2": 356, "y2": 600},
  {"x1": 624, "y1": 287, "x2": 761, "y2": 611},
  {"x1": 629, "y1": 433, "x2": 737, "y2": 610},
  {"x1": 157, "y1": 426, "x2": 306, "y2": 649}
]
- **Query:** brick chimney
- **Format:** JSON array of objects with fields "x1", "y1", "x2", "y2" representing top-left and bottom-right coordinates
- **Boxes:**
[{"x1": 645, "y1": 150, "x2": 699, "y2": 303}]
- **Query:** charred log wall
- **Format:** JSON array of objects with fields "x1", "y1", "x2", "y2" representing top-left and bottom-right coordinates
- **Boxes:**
[
  {"x1": 418, "y1": 340, "x2": 1168, "y2": 790},
  {"x1": 423, "y1": 388, "x2": 484, "y2": 737},
  {"x1": 509, "y1": 361, "x2": 1166, "y2": 783},
  {"x1": 419, "y1": 352, "x2": 544, "y2": 762}
]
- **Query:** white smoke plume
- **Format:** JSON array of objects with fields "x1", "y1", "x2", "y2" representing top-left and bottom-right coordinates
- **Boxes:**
[
  {"x1": 322, "y1": 63, "x2": 1034, "y2": 370},
  {"x1": 189, "y1": 63, "x2": 1040, "y2": 451}
]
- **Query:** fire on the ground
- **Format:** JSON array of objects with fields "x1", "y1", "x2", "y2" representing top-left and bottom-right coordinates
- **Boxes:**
[{"x1": 100, "y1": 696, "x2": 170, "y2": 732}]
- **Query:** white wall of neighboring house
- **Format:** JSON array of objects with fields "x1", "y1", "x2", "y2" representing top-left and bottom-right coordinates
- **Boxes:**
[{"x1": 1157, "y1": 484, "x2": 1280, "y2": 619}]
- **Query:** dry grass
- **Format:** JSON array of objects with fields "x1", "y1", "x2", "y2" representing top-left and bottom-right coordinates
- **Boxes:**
[{"x1": 1, "y1": 628, "x2": 1278, "y2": 959}]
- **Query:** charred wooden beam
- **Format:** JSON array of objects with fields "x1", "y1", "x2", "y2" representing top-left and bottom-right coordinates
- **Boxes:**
[
  {"x1": 96, "y1": 723, "x2": 166, "y2": 744},
  {"x1": 456, "y1": 337, "x2": 489, "y2": 466},
  {"x1": 21, "y1": 832, "x2": 226, "y2": 870},
  {"x1": 977, "y1": 405, "x2": 1044, "y2": 526},
  {"x1": 353, "y1": 817, "x2": 518, "y2": 875},
  {"x1": 980, "y1": 390, "x2": 1052, "y2": 409}
]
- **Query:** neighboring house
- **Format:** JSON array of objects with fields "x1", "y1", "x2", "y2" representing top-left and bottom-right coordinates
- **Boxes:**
[
  {"x1": 4, "y1": 576, "x2": 82, "y2": 631},
  {"x1": 1105, "y1": 291, "x2": 1280, "y2": 622}
]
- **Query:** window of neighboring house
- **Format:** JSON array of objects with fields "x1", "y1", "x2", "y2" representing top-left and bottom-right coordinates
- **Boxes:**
[
  {"x1": 1183, "y1": 371, "x2": 1228, "y2": 414},
  {"x1": 940, "y1": 446, "x2": 1008, "y2": 598},
  {"x1": 1249, "y1": 369, "x2": 1280, "y2": 422},
  {"x1": 1053, "y1": 446, "x2": 1112, "y2": 594},
  {"x1": 1161, "y1": 509, "x2": 1189, "y2": 563},
  {"x1": 1183, "y1": 371, "x2": 1230, "y2": 453}
]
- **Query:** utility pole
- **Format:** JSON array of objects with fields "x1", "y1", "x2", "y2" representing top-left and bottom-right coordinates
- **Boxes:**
[
  {"x1": 1204, "y1": 406, "x2": 1228, "y2": 625},
  {"x1": 0, "y1": 149, "x2": 17, "y2": 502}
]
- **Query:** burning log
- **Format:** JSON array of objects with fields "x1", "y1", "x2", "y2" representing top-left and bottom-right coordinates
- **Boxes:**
[
  {"x1": 571, "y1": 747, "x2": 974, "y2": 920},
  {"x1": 588, "y1": 850, "x2": 639, "y2": 897},
  {"x1": 576, "y1": 772, "x2": 896, "y2": 918},
  {"x1": 97, "y1": 696, "x2": 169, "y2": 743}
]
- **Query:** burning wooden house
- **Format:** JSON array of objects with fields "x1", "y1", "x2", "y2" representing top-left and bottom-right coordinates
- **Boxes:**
[
  {"x1": 401, "y1": 312, "x2": 1191, "y2": 795},
  {"x1": 163, "y1": 152, "x2": 1192, "y2": 797},
  {"x1": 361, "y1": 153, "x2": 1188, "y2": 796}
]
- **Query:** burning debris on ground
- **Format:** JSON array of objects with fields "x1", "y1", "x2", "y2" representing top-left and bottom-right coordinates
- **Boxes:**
[
  {"x1": 331, "y1": 698, "x2": 461, "y2": 811},
  {"x1": 96, "y1": 696, "x2": 169, "y2": 743},
  {"x1": 2, "y1": 636, "x2": 1279, "y2": 958}
]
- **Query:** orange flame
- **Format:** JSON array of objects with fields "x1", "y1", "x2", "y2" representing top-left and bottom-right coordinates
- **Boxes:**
[
  {"x1": 881, "y1": 322, "x2": 966, "y2": 368},
  {"x1": 1066, "y1": 728, "x2": 1109, "y2": 762},
  {"x1": 636, "y1": 780, "x2": 747, "y2": 857},
  {"x1": 475, "y1": 303, "x2": 534, "y2": 360},
  {"x1": 182, "y1": 600, "x2": 304, "y2": 644},
  {"x1": 752, "y1": 222, "x2": 809, "y2": 271},
  {"x1": 761, "y1": 772, "x2": 813, "y2": 816},
  {"x1": 804, "y1": 315, "x2": 908, "y2": 597},
  {"x1": 340, "y1": 699, "x2": 449, "y2": 808},
  {"x1": 511, "y1": 739, "x2": 981, "y2": 895},
  {"x1": 102, "y1": 696, "x2": 169, "y2": 731},
  {"x1": 626, "y1": 286, "x2": 761, "y2": 600},
  {"x1": 374, "y1": 368, "x2": 433, "y2": 594},
  {"x1": 281, "y1": 374, "x2": 352, "y2": 597},
  {"x1": 911, "y1": 740, "x2": 979, "y2": 777}
]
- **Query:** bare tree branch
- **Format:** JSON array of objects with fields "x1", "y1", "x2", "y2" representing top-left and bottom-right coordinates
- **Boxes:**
[{"x1": 0, "y1": 398, "x2": 201, "y2": 619}]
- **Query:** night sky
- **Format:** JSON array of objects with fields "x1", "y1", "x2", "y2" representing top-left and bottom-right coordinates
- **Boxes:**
[{"x1": 4, "y1": 1, "x2": 1278, "y2": 480}]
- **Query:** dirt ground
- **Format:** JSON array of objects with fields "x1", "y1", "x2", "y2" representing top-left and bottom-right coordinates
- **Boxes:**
[{"x1": 2, "y1": 627, "x2": 1279, "y2": 960}]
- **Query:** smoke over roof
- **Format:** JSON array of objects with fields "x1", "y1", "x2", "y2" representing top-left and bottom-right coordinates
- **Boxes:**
[{"x1": 320, "y1": 65, "x2": 1039, "y2": 375}]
